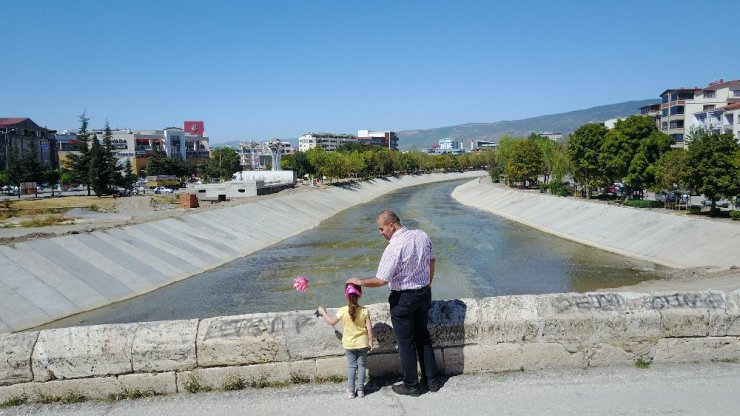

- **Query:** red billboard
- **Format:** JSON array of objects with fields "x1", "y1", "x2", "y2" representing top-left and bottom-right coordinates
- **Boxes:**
[{"x1": 184, "y1": 121, "x2": 204, "y2": 136}]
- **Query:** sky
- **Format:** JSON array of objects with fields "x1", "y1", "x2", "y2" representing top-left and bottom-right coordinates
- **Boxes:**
[{"x1": 2, "y1": 0, "x2": 739, "y2": 144}]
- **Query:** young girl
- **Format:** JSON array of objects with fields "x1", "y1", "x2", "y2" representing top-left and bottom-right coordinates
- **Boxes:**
[{"x1": 318, "y1": 283, "x2": 373, "y2": 398}]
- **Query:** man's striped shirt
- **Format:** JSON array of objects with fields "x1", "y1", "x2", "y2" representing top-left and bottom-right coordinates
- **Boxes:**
[{"x1": 376, "y1": 227, "x2": 434, "y2": 291}]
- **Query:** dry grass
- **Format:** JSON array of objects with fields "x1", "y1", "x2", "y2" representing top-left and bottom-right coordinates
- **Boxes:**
[
  {"x1": 11, "y1": 196, "x2": 117, "y2": 211},
  {"x1": 19, "y1": 215, "x2": 73, "y2": 227}
]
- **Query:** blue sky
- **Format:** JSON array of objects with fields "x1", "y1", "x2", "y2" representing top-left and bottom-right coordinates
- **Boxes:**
[{"x1": 2, "y1": 0, "x2": 739, "y2": 144}]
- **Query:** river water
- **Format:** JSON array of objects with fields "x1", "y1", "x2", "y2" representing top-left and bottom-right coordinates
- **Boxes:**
[{"x1": 41, "y1": 179, "x2": 660, "y2": 329}]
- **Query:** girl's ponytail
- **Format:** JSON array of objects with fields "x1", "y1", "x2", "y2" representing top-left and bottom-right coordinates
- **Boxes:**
[{"x1": 345, "y1": 283, "x2": 362, "y2": 321}]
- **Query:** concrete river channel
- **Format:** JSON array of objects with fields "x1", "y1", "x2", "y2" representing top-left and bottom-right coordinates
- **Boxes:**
[{"x1": 40, "y1": 179, "x2": 661, "y2": 329}]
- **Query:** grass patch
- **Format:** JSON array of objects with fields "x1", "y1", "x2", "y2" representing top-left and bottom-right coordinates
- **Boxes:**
[
  {"x1": 106, "y1": 388, "x2": 157, "y2": 402},
  {"x1": 19, "y1": 215, "x2": 71, "y2": 227},
  {"x1": 711, "y1": 357, "x2": 739, "y2": 364},
  {"x1": 183, "y1": 374, "x2": 212, "y2": 394},
  {"x1": 0, "y1": 395, "x2": 28, "y2": 408},
  {"x1": 314, "y1": 374, "x2": 345, "y2": 384},
  {"x1": 635, "y1": 356, "x2": 652, "y2": 369},
  {"x1": 289, "y1": 372, "x2": 311, "y2": 384},
  {"x1": 222, "y1": 376, "x2": 247, "y2": 391},
  {"x1": 87, "y1": 204, "x2": 101, "y2": 212},
  {"x1": 38, "y1": 392, "x2": 88, "y2": 404}
]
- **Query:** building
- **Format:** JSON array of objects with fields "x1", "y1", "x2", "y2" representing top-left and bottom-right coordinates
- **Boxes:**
[
  {"x1": 237, "y1": 140, "x2": 295, "y2": 169},
  {"x1": 298, "y1": 132, "x2": 355, "y2": 152},
  {"x1": 538, "y1": 132, "x2": 563, "y2": 141},
  {"x1": 471, "y1": 140, "x2": 497, "y2": 151},
  {"x1": 357, "y1": 129, "x2": 399, "y2": 150},
  {"x1": 0, "y1": 117, "x2": 58, "y2": 171},
  {"x1": 659, "y1": 79, "x2": 740, "y2": 146},
  {"x1": 638, "y1": 103, "x2": 661, "y2": 128},
  {"x1": 692, "y1": 102, "x2": 740, "y2": 142},
  {"x1": 57, "y1": 122, "x2": 210, "y2": 176},
  {"x1": 437, "y1": 137, "x2": 464, "y2": 154}
]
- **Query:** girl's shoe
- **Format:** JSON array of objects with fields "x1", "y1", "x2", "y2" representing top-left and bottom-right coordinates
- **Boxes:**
[
  {"x1": 357, "y1": 389, "x2": 365, "y2": 398},
  {"x1": 347, "y1": 389, "x2": 356, "y2": 399}
]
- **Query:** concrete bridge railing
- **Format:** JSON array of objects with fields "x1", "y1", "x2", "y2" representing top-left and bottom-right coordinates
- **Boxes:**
[{"x1": 2, "y1": 289, "x2": 739, "y2": 403}]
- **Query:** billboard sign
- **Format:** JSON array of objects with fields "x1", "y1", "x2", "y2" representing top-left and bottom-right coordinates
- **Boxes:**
[{"x1": 184, "y1": 121, "x2": 204, "y2": 136}]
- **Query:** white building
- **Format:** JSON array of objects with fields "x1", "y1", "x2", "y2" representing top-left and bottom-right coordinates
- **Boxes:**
[
  {"x1": 660, "y1": 79, "x2": 740, "y2": 146},
  {"x1": 238, "y1": 140, "x2": 294, "y2": 169},
  {"x1": 357, "y1": 129, "x2": 399, "y2": 150},
  {"x1": 298, "y1": 132, "x2": 355, "y2": 152},
  {"x1": 538, "y1": 132, "x2": 563, "y2": 141},
  {"x1": 692, "y1": 102, "x2": 740, "y2": 142}
]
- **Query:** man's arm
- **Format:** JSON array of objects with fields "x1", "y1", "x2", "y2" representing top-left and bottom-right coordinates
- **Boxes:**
[
  {"x1": 346, "y1": 277, "x2": 388, "y2": 288},
  {"x1": 429, "y1": 257, "x2": 435, "y2": 286}
]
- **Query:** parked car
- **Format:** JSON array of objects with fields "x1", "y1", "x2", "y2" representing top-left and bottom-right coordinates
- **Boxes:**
[
  {"x1": 153, "y1": 186, "x2": 173, "y2": 194},
  {"x1": 701, "y1": 199, "x2": 730, "y2": 208}
]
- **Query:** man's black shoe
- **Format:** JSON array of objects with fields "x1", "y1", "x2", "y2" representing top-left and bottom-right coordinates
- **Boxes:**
[
  {"x1": 427, "y1": 379, "x2": 441, "y2": 392},
  {"x1": 392, "y1": 383, "x2": 421, "y2": 397}
]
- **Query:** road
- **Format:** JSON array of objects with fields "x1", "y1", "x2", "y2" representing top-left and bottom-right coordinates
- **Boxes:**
[{"x1": 3, "y1": 363, "x2": 738, "y2": 416}]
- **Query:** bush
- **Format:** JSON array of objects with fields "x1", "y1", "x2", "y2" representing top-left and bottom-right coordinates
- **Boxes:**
[
  {"x1": 731, "y1": 210, "x2": 740, "y2": 221},
  {"x1": 547, "y1": 181, "x2": 571, "y2": 197},
  {"x1": 621, "y1": 200, "x2": 662, "y2": 208},
  {"x1": 689, "y1": 205, "x2": 702, "y2": 215}
]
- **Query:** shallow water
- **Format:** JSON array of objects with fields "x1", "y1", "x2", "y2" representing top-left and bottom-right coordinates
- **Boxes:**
[{"x1": 40, "y1": 179, "x2": 660, "y2": 329}]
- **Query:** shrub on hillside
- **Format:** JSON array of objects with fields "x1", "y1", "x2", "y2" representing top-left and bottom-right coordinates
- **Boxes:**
[
  {"x1": 621, "y1": 199, "x2": 662, "y2": 208},
  {"x1": 731, "y1": 210, "x2": 740, "y2": 221}
]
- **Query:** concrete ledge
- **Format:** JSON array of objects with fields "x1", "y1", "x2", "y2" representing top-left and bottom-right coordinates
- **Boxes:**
[{"x1": 2, "y1": 289, "x2": 740, "y2": 404}]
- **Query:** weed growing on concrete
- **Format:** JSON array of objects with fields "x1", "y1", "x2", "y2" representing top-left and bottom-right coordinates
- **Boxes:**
[
  {"x1": 289, "y1": 372, "x2": 311, "y2": 384},
  {"x1": 37, "y1": 392, "x2": 88, "y2": 404},
  {"x1": 250, "y1": 375, "x2": 271, "y2": 389},
  {"x1": 184, "y1": 374, "x2": 212, "y2": 394},
  {"x1": 635, "y1": 356, "x2": 652, "y2": 369},
  {"x1": 0, "y1": 395, "x2": 28, "y2": 408},
  {"x1": 106, "y1": 388, "x2": 157, "y2": 402},
  {"x1": 19, "y1": 215, "x2": 70, "y2": 227},
  {"x1": 711, "y1": 357, "x2": 739, "y2": 364},
  {"x1": 87, "y1": 204, "x2": 101, "y2": 212},
  {"x1": 222, "y1": 376, "x2": 247, "y2": 391}
]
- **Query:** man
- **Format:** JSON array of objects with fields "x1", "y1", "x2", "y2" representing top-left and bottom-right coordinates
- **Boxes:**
[{"x1": 346, "y1": 210, "x2": 440, "y2": 396}]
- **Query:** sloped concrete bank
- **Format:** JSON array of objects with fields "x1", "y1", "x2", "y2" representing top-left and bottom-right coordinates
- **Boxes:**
[
  {"x1": 451, "y1": 178, "x2": 740, "y2": 270},
  {"x1": 0, "y1": 172, "x2": 485, "y2": 334},
  {"x1": 1, "y1": 290, "x2": 738, "y2": 403}
]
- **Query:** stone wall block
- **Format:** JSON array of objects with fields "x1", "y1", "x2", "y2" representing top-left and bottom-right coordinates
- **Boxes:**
[
  {"x1": 478, "y1": 295, "x2": 540, "y2": 345},
  {"x1": 623, "y1": 309, "x2": 662, "y2": 340},
  {"x1": 0, "y1": 332, "x2": 38, "y2": 386},
  {"x1": 653, "y1": 337, "x2": 740, "y2": 363},
  {"x1": 32, "y1": 324, "x2": 136, "y2": 381},
  {"x1": 428, "y1": 298, "x2": 479, "y2": 347},
  {"x1": 522, "y1": 343, "x2": 586, "y2": 371},
  {"x1": 539, "y1": 294, "x2": 597, "y2": 352},
  {"x1": 316, "y1": 356, "x2": 349, "y2": 379},
  {"x1": 29, "y1": 376, "x2": 123, "y2": 401},
  {"x1": 118, "y1": 372, "x2": 177, "y2": 396},
  {"x1": 659, "y1": 308, "x2": 709, "y2": 337},
  {"x1": 445, "y1": 344, "x2": 523, "y2": 375},
  {"x1": 196, "y1": 313, "x2": 288, "y2": 367},
  {"x1": 278, "y1": 311, "x2": 345, "y2": 360},
  {"x1": 132, "y1": 320, "x2": 199, "y2": 372},
  {"x1": 710, "y1": 291, "x2": 740, "y2": 336},
  {"x1": 586, "y1": 343, "x2": 636, "y2": 367}
]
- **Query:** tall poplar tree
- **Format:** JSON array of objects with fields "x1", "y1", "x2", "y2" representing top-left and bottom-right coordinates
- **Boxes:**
[{"x1": 67, "y1": 112, "x2": 92, "y2": 195}]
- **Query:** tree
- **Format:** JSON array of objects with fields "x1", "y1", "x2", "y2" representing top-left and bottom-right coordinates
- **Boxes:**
[
  {"x1": 88, "y1": 135, "x2": 107, "y2": 197},
  {"x1": 67, "y1": 112, "x2": 92, "y2": 195},
  {"x1": 120, "y1": 159, "x2": 137, "y2": 192},
  {"x1": 146, "y1": 150, "x2": 168, "y2": 176},
  {"x1": 567, "y1": 123, "x2": 608, "y2": 198},
  {"x1": 684, "y1": 129, "x2": 740, "y2": 214},
  {"x1": 506, "y1": 139, "x2": 543, "y2": 187},
  {"x1": 653, "y1": 149, "x2": 688, "y2": 192},
  {"x1": 281, "y1": 151, "x2": 314, "y2": 178},
  {"x1": 532, "y1": 134, "x2": 560, "y2": 184},
  {"x1": 494, "y1": 136, "x2": 516, "y2": 184},
  {"x1": 600, "y1": 115, "x2": 667, "y2": 198},
  {"x1": 100, "y1": 121, "x2": 121, "y2": 190},
  {"x1": 207, "y1": 146, "x2": 241, "y2": 181},
  {"x1": 43, "y1": 169, "x2": 61, "y2": 196}
]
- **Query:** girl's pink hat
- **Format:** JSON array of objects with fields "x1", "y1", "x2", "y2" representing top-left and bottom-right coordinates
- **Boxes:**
[{"x1": 345, "y1": 284, "x2": 362, "y2": 300}]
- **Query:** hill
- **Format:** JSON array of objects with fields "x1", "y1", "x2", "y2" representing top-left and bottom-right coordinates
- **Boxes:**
[{"x1": 397, "y1": 99, "x2": 658, "y2": 149}]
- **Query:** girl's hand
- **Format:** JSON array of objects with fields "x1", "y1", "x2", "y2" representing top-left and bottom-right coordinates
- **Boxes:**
[{"x1": 368, "y1": 343, "x2": 373, "y2": 352}]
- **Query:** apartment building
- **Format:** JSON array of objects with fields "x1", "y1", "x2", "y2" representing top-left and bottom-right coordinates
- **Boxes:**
[
  {"x1": 0, "y1": 117, "x2": 58, "y2": 170},
  {"x1": 660, "y1": 79, "x2": 740, "y2": 146},
  {"x1": 237, "y1": 140, "x2": 294, "y2": 169},
  {"x1": 298, "y1": 132, "x2": 355, "y2": 152},
  {"x1": 357, "y1": 129, "x2": 399, "y2": 150}
]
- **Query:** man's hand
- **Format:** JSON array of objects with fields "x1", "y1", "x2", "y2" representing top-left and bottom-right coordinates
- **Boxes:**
[{"x1": 346, "y1": 277, "x2": 362, "y2": 286}]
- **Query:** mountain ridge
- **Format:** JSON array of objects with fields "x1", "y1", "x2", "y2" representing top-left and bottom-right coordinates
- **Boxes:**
[{"x1": 397, "y1": 99, "x2": 659, "y2": 149}]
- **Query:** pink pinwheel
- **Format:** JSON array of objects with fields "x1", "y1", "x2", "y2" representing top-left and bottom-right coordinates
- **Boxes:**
[
  {"x1": 293, "y1": 276, "x2": 310, "y2": 292},
  {"x1": 293, "y1": 276, "x2": 318, "y2": 306}
]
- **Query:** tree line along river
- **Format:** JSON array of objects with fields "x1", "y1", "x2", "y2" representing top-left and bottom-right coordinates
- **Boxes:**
[{"x1": 37, "y1": 178, "x2": 661, "y2": 330}]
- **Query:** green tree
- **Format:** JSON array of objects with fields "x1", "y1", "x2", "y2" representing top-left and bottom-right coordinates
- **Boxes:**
[
  {"x1": 345, "y1": 151, "x2": 366, "y2": 178},
  {"x1": 120, "y1": 159, "x2": 137, "y2": 192},
  {"x1": 494, "y1": 136, "x2": 516, "y2": 184},
  {"x1": 88, "y1": 135, "x2": 108, "y2": 196},
  {"x1": 684, "y1": 130, "x2": 740, "y2": 213},
  {"x1": 66, "y1": 112, "x2": 92, "y2": 195},
  {"x1": 506, "y1": 139, "x2": 543, "y2": 187},
  {"x1": 208, "y1": 146, "x2": 241, "y2": 181},
  {"x1": 567, "y1": 123, "x2": 608, "y2": 198},
  {"x1": 624, "y1": 130, "x2": 673, "y2": 195},
  {"x1": 146, "y1": 150, "x2": 168, "y2": 176},
  {"x1": 322, "y1": 151, "x2": 349, "y2": 182},
  {"x1": 281, "y1": 151, "x2": 314, "y2": 178},
  {"x1": 532, "y1": 135, "x2": 560, "y2": 184},
  {"x1": 653, "y1": 149, "x2": 688, "y2": 192},
  {"x1": 101, "y1": 121, "x2": 121, "y2": 190},
  {"x1": 43, "y1": 169, "x2": 61, "y2": 196}
]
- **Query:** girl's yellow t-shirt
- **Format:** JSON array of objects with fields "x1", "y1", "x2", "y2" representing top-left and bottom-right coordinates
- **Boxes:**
[{"x1": 335, "y1": 305, "x2": 369, "y2": 349}]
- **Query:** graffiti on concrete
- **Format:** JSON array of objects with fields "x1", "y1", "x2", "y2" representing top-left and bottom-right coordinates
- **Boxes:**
[
  {"x1": 556, "y1": 293, "x2": 726, "y2": 313},
  {"x1": 203, "y1": 314, "x2": 317, "y2": 339}
]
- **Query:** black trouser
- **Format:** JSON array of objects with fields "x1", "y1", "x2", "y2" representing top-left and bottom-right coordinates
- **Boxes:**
[{"x1": 389, "y1": 286, "x2": 437, "y2": 387}]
